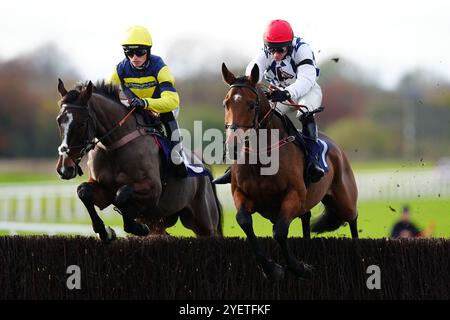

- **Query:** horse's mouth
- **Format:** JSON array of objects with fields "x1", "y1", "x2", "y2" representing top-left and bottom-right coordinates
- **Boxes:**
[{"x1": 57, "y1": 166, "x2": 78, "y2": 180}]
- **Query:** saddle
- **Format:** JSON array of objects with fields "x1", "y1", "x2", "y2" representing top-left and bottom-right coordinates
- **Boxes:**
[
  {"x1": 138, "y1": 110, "x2": 210, "y2": 178},
  {"x1": 139, "y1": 110, "x2": 164, "y2": 134},
  {"x1": 272, "y1": 111, "x2": 329, "y2": 180}
]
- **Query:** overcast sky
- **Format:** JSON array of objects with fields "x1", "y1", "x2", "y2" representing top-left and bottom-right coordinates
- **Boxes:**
[{"x1": 1, "y1": 0, "x2": 449, "y2": 89}]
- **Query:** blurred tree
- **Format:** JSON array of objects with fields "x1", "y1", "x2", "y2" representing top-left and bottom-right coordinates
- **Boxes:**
[
  {"x1": 0, "y1": 44, "x2": 79, "y2": 158},
  {"x1": 319, "y1": 78, "x2": 368, "y2": 127},
  {"x1": 1, "y1": 44, "x2": 448, "y2": 162},
  {"x1": 396, "y1": 69, "x2": 450, "y2": 159},
  {"x1": 324, "y1": 118, "x2": 400, "y2": 160}
]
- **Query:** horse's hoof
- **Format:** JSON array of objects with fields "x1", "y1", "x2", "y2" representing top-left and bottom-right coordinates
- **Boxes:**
[
  {"x1": 137, "y1": 223, "x2": 150, "y2": 236},
  {"x1": 99, "y1": 226, "x2": 116, "y2": 243},
  {"x1": 261, "y1": 260, "x2": 285, "y2": 281},
  {"x1": 288, "y1": 261, "x2": 314, "y2": 280},
  {"x1": 124, "y1": 223, "x2": 150, "y2": 236},
  {"x1": 271, "y1": 262, "x2": 285, "y2": 280}
]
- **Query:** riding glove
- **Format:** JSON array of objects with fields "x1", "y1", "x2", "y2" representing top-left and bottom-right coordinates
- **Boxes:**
[
  {"x1": 130, "y1": 97, "x2": 147, "y2": 111},
  {"x1": 270, "y1": 90, "x2": 291, "y2": 102}
]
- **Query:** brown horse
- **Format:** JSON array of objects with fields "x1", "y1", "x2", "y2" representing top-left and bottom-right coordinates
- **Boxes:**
[
  {"x1": 221, "y1": 63, "x2": 358, "y2": 280},
  {"x1": 56, "y1": 80, "x2": 222, "y2": 241}
]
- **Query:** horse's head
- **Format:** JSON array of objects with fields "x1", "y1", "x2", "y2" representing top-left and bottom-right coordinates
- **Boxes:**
[
  {"x1": 222, "y1": 63, "x2": 269, "y2": 160},
  {"x1": 56, "y1": 79, "x2": 95, "y2": 180},
  {"x1": 221, "y1": 62, "x2": 261, "y2": 132}
]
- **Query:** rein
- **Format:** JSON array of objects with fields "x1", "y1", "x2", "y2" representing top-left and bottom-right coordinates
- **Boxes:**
[
  {"x1": 224, "y1": 82, "x2": 295, "y2": 155},
  {"x1": 59, "y1": 103, "x2": 137, "y2": 175},
  {"x1": 225, "y1": 83, "x2": 274, "y2": 131}
]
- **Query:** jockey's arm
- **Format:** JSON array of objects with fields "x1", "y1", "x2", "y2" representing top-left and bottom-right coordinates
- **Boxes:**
[
  {"x1": 109, "y1": 70, "x2": 129, "y2": 102},
  {"x1": 142, "y1": 65, "x2": 180, "y2": 113},
  {"x1": 110, "y1": 70, "x2": 121, "y2": 87},
  {"x1": 285, "y1": 44, "x2": 317, "y2": 101},
  {"x1": 245, "y1": 49, "x2": 269, "y2": 82},
  {"x1": 109, "y1": 65, "x2": 180, "y2": 113}
]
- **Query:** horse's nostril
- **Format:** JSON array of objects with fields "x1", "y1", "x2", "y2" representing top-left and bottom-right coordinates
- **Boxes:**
[
  {"x1": 58, "y1": 145, "x2": 70, "y2": 156},
  {"x1": 58, "y1": 166, "x2": 76, "y2": 180}
]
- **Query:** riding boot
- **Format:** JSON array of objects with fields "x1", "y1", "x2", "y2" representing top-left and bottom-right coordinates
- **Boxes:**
[
  {"x1": 212, "y1": 166, "x2": 231, "y2": 184},
  {"x1": 300, "y1": 114, "x2": 325, "y2": 183},
  {"x1": 160, "y1": 112, "x2": 188, "y2": 178}
]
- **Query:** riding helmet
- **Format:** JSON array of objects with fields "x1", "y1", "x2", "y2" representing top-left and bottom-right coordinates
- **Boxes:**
[{"x1": 263, "y1": 19, "x2": 294, "y2": 48}]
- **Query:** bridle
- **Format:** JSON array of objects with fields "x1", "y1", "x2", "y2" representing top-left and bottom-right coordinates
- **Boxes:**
[
  {"x1": 224, "y1": 83, "x2": 273, "y2": 131},
  {"x1": 58, "y1": 102, "x2": 137, "y2": 176},
  {"x1": 58, "y1": 104, "x2": 97, "y2": 175},
  {"x1": 223, "y1": 82, "x2": 298, "y2": 156}
]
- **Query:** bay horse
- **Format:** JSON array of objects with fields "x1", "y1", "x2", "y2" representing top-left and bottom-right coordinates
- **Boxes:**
[
  {"x1": 221, "y1": 63, "x2": 358, "y2": 280},
  {"x1": 56, "y1": 79, "x2": 222, "y2": 241}
]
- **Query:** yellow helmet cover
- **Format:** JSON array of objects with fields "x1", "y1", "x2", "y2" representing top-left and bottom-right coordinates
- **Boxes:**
[{"x1": 122, "y1": 26, "x2": 152, "y2": 47}]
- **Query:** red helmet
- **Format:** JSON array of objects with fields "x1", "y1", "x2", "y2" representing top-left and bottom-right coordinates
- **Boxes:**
[{"x1": 263, "y1": 19, "x2": 294, "y2": 48}]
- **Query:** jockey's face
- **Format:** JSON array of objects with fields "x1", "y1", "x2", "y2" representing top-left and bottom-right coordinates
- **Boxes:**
[
  {"x1": 272, "y1": 51, "x2": 287, "y2": 61},
  {"x1": 124, "y1": 47, "x2": 149, "y2": 68},
  {"x1": 267, "y1": 46, "x2": 288, "y2": 61},
  {"x1": 129, "y1": 52, "x2": 147, "y2": 68}
]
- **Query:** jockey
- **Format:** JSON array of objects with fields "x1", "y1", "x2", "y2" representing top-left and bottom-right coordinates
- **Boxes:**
[
  {"x1": 111, "y1": 26, "x2": 188, "y2": 178},
  {"x1": 214, "y1": 19, "x2": 325, "y2": 184}
]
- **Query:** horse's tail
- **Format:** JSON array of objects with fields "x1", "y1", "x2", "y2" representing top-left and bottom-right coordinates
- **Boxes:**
[
  {"x1": 311, "y1": 195, "x2": 344, "y2": 233},
  {"x1": 209, "y1": 178, "x2": 224, "y2": 236},
  {"x1": 202, "y1": 162, "x2": 224, "y2": 236}
]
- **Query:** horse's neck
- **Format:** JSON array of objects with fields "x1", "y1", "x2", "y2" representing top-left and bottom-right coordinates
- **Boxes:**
[
  {"x1": 233, "y1": 97, "x2": 291, "y2": 173},
  {"x1": 258, "y1": 98, "x2": 287, "y2": 135},
  {"x1": 90, "y1": 94, "x2": 136, "y2": 144}
]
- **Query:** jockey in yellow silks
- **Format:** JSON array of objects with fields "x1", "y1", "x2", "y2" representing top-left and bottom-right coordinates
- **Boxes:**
[{"x1": 110, "y1": 25, "x2": 188, "y2": 177}]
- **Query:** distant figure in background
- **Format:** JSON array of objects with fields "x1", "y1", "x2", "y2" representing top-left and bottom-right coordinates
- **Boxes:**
[{"x1": 390, "y1": 205, "x2": 422, "y2": 238}]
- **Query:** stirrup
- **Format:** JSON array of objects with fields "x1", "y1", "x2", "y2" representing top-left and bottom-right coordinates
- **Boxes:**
[
  {"x1": 212, "y1": 167, "x2": 231, "y2": 184},
  {"x1": 170, "y1": 154, "x2": 188, "y2": 178},
  {"x1": 171, "y1": 150, "x2": 188, "y2": 178},
  {"x1": 307, "y1": 161, "x2": 325, "y2": 183},
  {"x1": 172, "y1": 162, "x2": 188, "y2": 178}
]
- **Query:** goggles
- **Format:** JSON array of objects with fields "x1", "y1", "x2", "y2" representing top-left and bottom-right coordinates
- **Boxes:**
[
  {"x1": 267, "y1": 46, "x2": 288, "y2": 54},
  {"x1": 124, "y1": 48, "x2": 148, "y2": 58}
]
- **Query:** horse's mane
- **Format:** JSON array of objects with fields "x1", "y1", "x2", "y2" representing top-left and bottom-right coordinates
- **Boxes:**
[
  {"x1": 74, "y1": 80, "x2": 122, "y2": 104},
  {"x1": 93, "y1": 81, "x2": 122, "y2": 103}
]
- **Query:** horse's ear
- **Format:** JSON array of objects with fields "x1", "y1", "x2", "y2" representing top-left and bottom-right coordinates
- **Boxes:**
[
  {"x1": 249, "y1": 64, "x2": 259, "y2": 86},
  {"x1": 57, "y1": 78, "x2": 67, "y2": 97},
  {"x1": 222, "y1": 62, "x2": 236, "y2": 85},
  {"x1": 80, "y1": 81, "x2": 93, "y2": 106}
]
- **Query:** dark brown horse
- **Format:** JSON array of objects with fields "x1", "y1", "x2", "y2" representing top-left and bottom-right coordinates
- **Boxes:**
[
  {"x1": 221, "y1": 63, "x2": 358, "y2": 280},
  {"x1": 56, "y1": 80, "x2": 222, "y2": 241}
]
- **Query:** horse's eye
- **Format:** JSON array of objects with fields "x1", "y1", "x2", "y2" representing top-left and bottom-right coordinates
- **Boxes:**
[{"x1": 248, "y1": 102, "x2": 256, "y2": 110}]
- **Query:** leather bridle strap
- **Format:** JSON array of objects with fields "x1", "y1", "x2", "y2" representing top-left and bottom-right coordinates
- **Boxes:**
[{"x1": 225, "y1": 83, "x2": 261, "y2": 130}]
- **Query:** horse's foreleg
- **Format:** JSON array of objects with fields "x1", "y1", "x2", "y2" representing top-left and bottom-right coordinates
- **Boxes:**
[
  {"x1": 300, "y1": 211, "x2": 311, "y2": 239},
  {"x1": 77, "y1": 182, "x2": 116, "y2": 243},
  {"x1": 273, "y1": 217, "x2": 313, "y2": 279},
  {"x1": 236, "y1": 206, "x2": 284, "y2": 280},
  {"x1": 274, "y1": 191, "x2": 313, "y2": 279},
  {"x1": 115, "y1": 185, "x2": 150, "y2": 236},
  {"x1": 349, "y1": 217, "x2": 359, "y2": 238}
]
